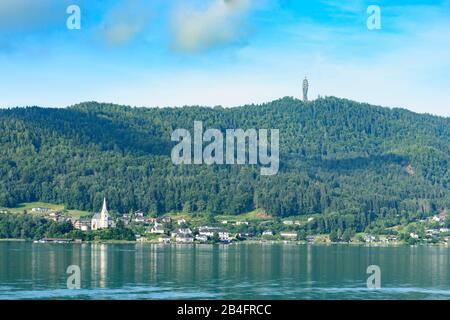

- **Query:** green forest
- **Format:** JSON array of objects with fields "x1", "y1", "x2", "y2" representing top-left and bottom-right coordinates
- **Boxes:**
[{"x1": 0, "y1": 96, "x2": 448, "y2": 234}]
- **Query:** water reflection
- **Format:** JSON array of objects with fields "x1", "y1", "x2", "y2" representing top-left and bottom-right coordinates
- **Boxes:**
[{"x1": 0, "y1": 242, "x2": 449, "y2": 299}]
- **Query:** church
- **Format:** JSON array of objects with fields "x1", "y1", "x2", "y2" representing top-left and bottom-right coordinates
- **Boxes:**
[{"x1": 91, "y1": 198, "x2": 115, "y2": 230}]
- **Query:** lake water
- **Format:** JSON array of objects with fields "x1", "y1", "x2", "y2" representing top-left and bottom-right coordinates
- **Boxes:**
[{"x1": 0, "y1": 242, "x2": 449, "y2": 300}]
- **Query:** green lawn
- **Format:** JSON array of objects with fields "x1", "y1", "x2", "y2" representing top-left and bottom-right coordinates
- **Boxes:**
[
  {"x1": 216, "y1": 209, "x2": 273, "y2": 222},
  {"x1": 0, "y1": 202, "x2": 91, "y2": 218},
  {"x1": 160, "y1": 210, "x2": 273, "y2": 225}
]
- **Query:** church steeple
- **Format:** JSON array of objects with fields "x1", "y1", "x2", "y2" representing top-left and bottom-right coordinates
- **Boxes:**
[
  {"x1": 91, "y1": 196, "x2": 113, "y2": 230},
  {"x1": 101, "y1": 197, "x2": 108, "y2": 216}
]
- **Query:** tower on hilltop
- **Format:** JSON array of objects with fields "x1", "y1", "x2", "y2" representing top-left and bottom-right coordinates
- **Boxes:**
[{"x1": 302, "y1": 77, "x2": 309, "y2": 102}]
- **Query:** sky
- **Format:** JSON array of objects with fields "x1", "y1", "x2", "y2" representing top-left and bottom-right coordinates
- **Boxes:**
[{"x1": 0, "y1": 0, "x2": 449, "y2": 116}]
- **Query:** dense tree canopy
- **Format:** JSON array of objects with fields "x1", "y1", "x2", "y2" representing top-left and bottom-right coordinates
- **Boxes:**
[{"x1": 0, "y1": 97, "x2": 448, "y2": 233}]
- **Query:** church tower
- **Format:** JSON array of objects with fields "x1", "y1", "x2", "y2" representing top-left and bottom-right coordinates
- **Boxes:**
[
  {"x1": 100, "y1": 197, "x2": 109, "y2": 228},
  {"x1": 303, "y1": 77, "x2": 309, "y2": 102},
  {"x1": 101, "y1": 197, "x2": 108, "y2": 217},
  {"x1": 91, "y1": 197, "x2": 113, "y2": 230}
]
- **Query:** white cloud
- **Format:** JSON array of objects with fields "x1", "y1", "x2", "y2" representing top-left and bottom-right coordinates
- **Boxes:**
[{"x1": 170, "y1": 0, "x2": 253, "y2": 53}]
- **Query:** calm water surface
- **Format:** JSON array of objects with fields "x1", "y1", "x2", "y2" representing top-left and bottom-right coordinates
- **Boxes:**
[{"x1": 0, "y1": 242, "x2": 449, "y2": 299}]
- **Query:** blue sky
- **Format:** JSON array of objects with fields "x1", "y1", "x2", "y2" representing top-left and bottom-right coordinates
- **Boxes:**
[{"x1": 0, "y1": 0, "x2": 449, "y2": 116}]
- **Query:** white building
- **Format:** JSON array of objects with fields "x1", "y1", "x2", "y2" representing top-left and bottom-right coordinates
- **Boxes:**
[
  {"x1": 171, "y1": 228, "x2": 192, "y2": 238},
  {"x1": 198, "y1": 227, "x2": 230, "y2": 241},
  {"x1": 280, "y1": 232, "x2": 297, "y2": 239},
  {"x1": 195, "y1": 234, "x2": 208, "y2": 242},
  {"x1": 432, "y1": 215, "x2": 442, "y2": 222},
  {"x1": 32, "y1": 207, "x2": 49, "y2": 213},
  {"x1": 91, "y1": 198, "x2": 115, "y2": 230},
  {"x1": 176, "y1": 234, "x2": 194, "y2": 243},
  {"x1": 158, "y1": 235, "x2": 170, "y2": 243},
  {"x1": 149, "y1": 225, "x2": 165, "y2": 234}
]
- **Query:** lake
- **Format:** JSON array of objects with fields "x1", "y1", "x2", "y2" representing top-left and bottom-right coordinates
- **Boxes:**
[{"x1": 0, "y1": 242, "x2": 449, "y2": 300}]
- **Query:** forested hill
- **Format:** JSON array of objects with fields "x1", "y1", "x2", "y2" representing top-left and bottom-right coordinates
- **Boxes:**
[{"x1": 0, "y1": 97, "x2": 449, "y2": 225}]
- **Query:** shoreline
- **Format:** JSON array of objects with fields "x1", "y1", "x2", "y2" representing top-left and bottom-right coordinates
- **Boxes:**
[{"x1": 0, "y1": 238, "x2": 448, "y2": 247}]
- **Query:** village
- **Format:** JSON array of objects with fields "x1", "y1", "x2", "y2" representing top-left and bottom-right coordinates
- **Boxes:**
[{"x1": 20, "y1": 198, "x2": 450, "y2": 246}]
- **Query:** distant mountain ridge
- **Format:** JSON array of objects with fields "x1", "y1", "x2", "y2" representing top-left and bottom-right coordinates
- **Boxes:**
[{"x1": 0, "y1": 97, "x2": 448, "y2": 232}]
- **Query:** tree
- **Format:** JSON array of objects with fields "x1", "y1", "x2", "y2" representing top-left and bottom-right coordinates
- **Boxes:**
[
  {"x1": 342, "y1": 230, "x2": 351, "y2": 243},
  {"x1": 297, "y1": 230, "x2": 306, "y2": 241},
  {"x1": 330, "y1": 230, "x2": 339, "y2": 242},
  {"x1": 211, "y1": 232, "x2": 220, "y2": 243},
  {"x1": 0, "y1": 97, "x2": 448, "y2": 230}
]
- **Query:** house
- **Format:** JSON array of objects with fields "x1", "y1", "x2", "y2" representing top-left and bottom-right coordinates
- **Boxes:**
[
  {"x1": 195, "y1": 234, "x2": 208, "y2": 242},
  {"x1": 432, "y1": 215, "x2": 442, "y2": 223},
  {"x1": 262, "y1": 230, "x2": 273, "y2": 236},
  {"x1": 149, "y1": 224, "x2": 165, "y2": 234},
  {"x1": 79, "y1": 218, "x2": 91, "y2": 231},
  {"x1": 145, "y1": 218, "x2": 157, "y2": 225},
  {"x1": 236, "y1": 233, "x2": 254, "y2": 239},
  {"x1": 176, "y1": 233, "x2": 194, "y2": 243},
  {"x1": 158, "y1": 235, "x2": 170, "y2": 244},
  {"x1": 91, "y1": 198, "x2": 115, "y2": 230},
  {"x1": 307, "y1": 217, "x2": 314, "y2": 222},
  {"x1": 177, "y1": 218, "x2": 187, "y2": 225},
  {"x1": 410, "y1": 232, "x2": 419, "y2": 239},
  {"x1": 439, "y1": 228, "x2": 449, "y2": 233},
  {"x1": 134, "y1": 210, "x2": 145, "y2": 218},
  {"x1": 32, "y1": 207, "x2": 50, "y2": 213},
  {"x1": 235, "y1": 221, "x2": 249, "y2": 226},
  {"x1": 306, "y1": 235, "x2": 316, "y2": 242},
  {"x1": 134, "y1": 216, "x2": 145, "y2": 223},
  {"x1": 120, "y1": 214, "x2": 131, "y2": 226},
  {"x1": 161, "y1": 217, "x2": 172, "y2": 223},
  {"x1": 221, "y1": 220, "x2": 228, "y2": 225},
  {"x1": 280, "y1": 231, "x2": 297, "y2": 239},
  {"x1": 49, "y1": 212, "x2": 62, "y2": 222},
  {"x1": 236, "y1": 232, "x2": 255, "y2": 240},
  {"x1": 388, "y1": 236, "x2": 399, "y2": 242},
  {"x1": 198, "y1": 226, "x2": 215, "y2": 237},
  {"x1": 72, "y1": 218, "x2": 90, "y2": 231},
  {"x1": 171, "y1": 228, "x2": 192, "y2": 238},
  {"x1": 198, "y1": 227, "x2": 230, "y2": 241},
  {"x1": 426, "y1": 229, "x2": 439, "y2": 237},
  {"x1": 283, "y1": 220, "x2": 294, "y2": 225},
  {"x1": 133, "y1": 211, "x2": 145, "y2": 223},
  {"x1": 72, "y1": 219, "x2": 81, "y2": 229},
  {"x1": 218, "y1": 230, "x2": 230, "y2": 242},
  {"x1": 364, "y1": 235, "x2": 376, "y2": 243}
]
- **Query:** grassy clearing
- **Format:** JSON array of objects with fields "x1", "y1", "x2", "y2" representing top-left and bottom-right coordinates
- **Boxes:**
[
  {"x1": 160, "y1": 210, "x2": 273, "y2": 225},
  {"x1": 216, "y1": 209, "x2": 272, "y2": 222},
  {"x1": 0, "y1": 202, "x2": 91, "y2": 218}
]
